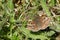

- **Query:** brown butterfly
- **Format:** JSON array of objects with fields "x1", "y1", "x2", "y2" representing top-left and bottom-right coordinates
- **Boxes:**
[{"x1": 27, "y1": 11, "x2": 51, "y2": 32}]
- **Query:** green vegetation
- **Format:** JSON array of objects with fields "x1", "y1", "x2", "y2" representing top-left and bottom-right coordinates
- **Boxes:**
[{"x1": 0, "y1": 0, "x2": 60, "y2": 40}]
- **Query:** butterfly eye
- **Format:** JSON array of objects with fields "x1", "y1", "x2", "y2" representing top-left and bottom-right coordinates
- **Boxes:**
[{"x1": 44, "y1": 17, "x2": 47, "y2": 20}]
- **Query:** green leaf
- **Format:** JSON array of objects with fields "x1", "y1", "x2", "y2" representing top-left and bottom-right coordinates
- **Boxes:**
[{"x1": 7, "y1": 0, "x2": 14, "y2": 10}]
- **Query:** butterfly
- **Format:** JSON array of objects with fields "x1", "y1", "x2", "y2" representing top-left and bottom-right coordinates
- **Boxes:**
[{"x1": 26, "y1": 11, "x2": 51, "y2": 32}]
